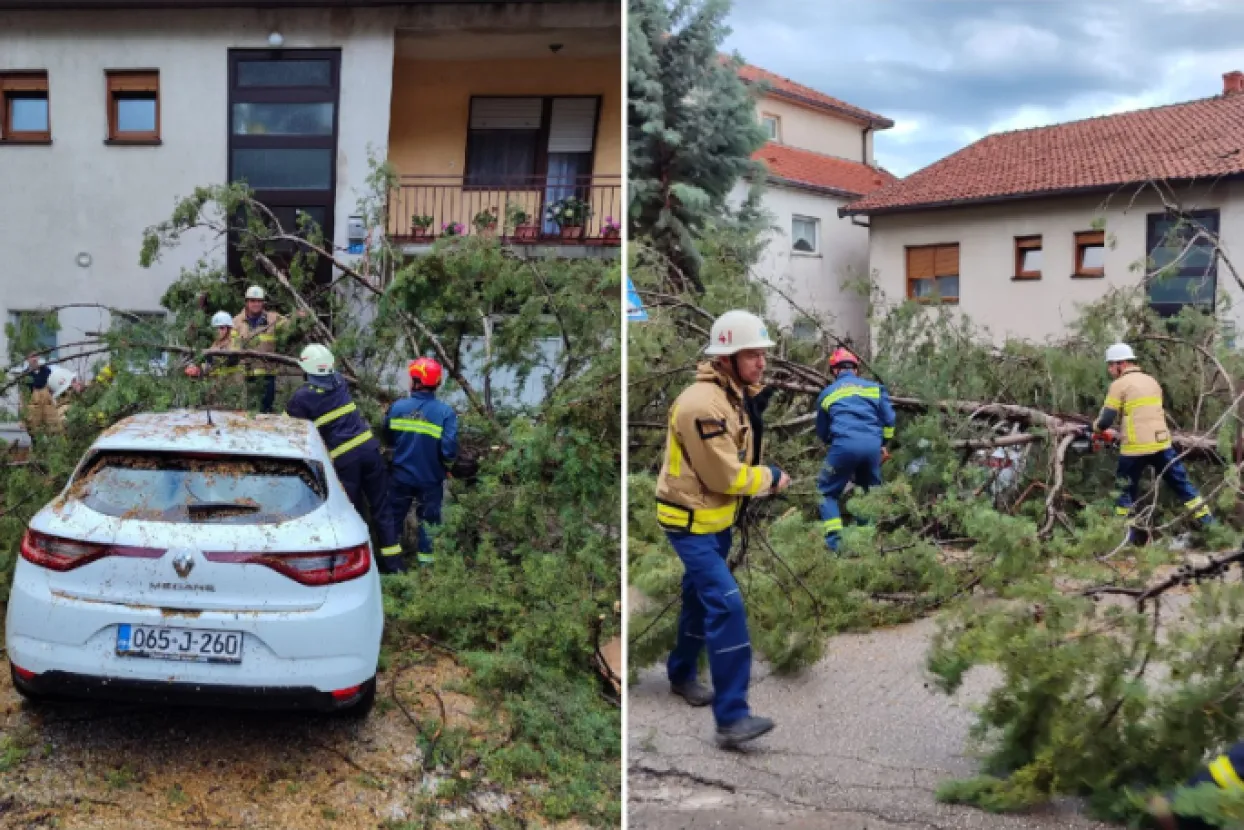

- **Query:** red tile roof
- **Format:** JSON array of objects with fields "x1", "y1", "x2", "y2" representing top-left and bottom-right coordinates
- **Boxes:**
[
  {"x1": 844, "y1": 92, "x2": 1244, "y2": 215},
  {"x1": 739, "y1": 63, "x2": 894, "y2": 129},
  {"x1": 754, "y1": 142, "x2": 897, "y2": 198}
]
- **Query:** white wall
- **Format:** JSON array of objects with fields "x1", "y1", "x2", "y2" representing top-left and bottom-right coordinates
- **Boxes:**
[
  {"x1": 0, "y1": 8, "x2": 397, "y2": 383},
  {"x1": 867, "y1": 181, "x2": 1244, "y2": 344},
  {"x1": 756, "y1": 95, "x2": 865, "y2": 162},
  {"x1": 736, "y1": 181, "x2": 872, "y2": 347}
]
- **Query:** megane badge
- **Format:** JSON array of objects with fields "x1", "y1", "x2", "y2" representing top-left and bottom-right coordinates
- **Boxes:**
[{"x1": 173, "y1": 552, "x2": 195, "y2": 579}]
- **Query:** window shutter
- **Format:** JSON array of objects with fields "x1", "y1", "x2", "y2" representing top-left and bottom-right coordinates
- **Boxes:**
[
  {"x1": 1076, "y1": 230, "x2": 1105, "y2": 246},
  {"x1": 108, "y1": 71, "x2": 159, "y2": 93},
  {"x1": 907, "y1": 247, "x2": 935, "y2": 279},
  {"x1": 470, "y1": 97, "x2": 542, "y2": 130},
  {"x1": 0, "y1": 73, "x2": 48, "y2": 92},
  {"x1": 934, "y1": 244, "x2": 959, "y2": 277},
  {"x1": 547, "y1": 98, "x2": 597, "y2": 153}
]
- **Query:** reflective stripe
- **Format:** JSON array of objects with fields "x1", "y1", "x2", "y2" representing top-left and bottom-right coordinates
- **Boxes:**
[
  {"x1": 656, "y1": 501, "x2": 737, "y2": 534},
  {"x1": 668, "y1": 404, "x2": 682, "y2": 478},
  {"x1": 1185, "y1": 497, "x2": 1206, "y2": 510},
  {"x1": 314, "y1": 402, "x2": 357, "y2": 427},
  {"x1": 725, "y1": 466, "x2": 765, "y2": 496},
  {"x1": 715, "y1": 642, "x2": 751, "y2": 654},
  {"x1": 1193, "y1": 507, "x2": 1212, "y2": 520},
  {"x1": 1115, "y1": 506, "x2": 1131, "y2": 516},
  {"x1": 329, "y1": 430, "x2": 373, "y2": 459},
  {"x1": 1120, "y1": 439, "x2": 1173, "y2": 456},
  {"x1": 822, "y1": 518, "x2": 844, "y2": 533},
  {"x1": 1211, "y1": 755, "x2": 1244, "y2": 790},
  {"x1": 1104, "y1": 397, "x2": 1122, "y2": 410},
  {"x1": 822, "y1": 384, "x2": 881, "y2": 410},
  {"x1": 379, "y1": 544, "x2": 403, "y2": 557},
  {"x1": 390, "y1": 418, "x2": 443, "y2": 438},
  {"x1": 1122, "y1": 396, "x2": 1162, "y2": 413},
  {"x1": 417, "y1": 553, "x2": 436, "y2": 564},
  {"x1": 257, "y1": 334, "x2": 276, "y2": 343},
  {"x1": 882, "y1": 426, "x2": 895, "y2": 439}
]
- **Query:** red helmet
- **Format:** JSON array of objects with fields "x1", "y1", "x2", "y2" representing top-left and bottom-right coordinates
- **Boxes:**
[
  {"x1": 828, "y1": 347, "x2": 859, "y2": 369},
  {"x1": 408, "y1": 357, "x2": 443, "y2": 388}
]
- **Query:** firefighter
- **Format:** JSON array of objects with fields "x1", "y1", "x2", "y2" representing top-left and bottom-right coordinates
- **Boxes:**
[
  {"x1": 185, "y1": 311, "x2": 244, "y2": 396},
  {"x1": 655, "y1": 309, "x2": 791, "y2": 749},
  {"x1": 24, "y1": 366, "x2": 81, "y2": 438},
  {"x1": 815, "y1": 347, "x2": 896, "y2": 554},
  {"x1": 285, "y1": 344, "x2": 407, "y2": 574},
  {"x1": 233, "y1": 286, "x2": 304, "y2": 414},
  {"x1": 1148, "y1": 742, "x2": 1244, "y2": 829},
  {"x1": 1091, "y1": 343, "x2": 1213, "y2": 545},
  {"x1": 383, "y1": 357, "x2": 458, "y2": 567}
]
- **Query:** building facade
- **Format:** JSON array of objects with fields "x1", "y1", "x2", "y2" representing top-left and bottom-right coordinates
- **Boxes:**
[
  {"x1": 732, "y1": 63, "x2": 895, "y2": 346},
  {"x1": 0, "y1": 0, "x2": 620, "y2": 408}
]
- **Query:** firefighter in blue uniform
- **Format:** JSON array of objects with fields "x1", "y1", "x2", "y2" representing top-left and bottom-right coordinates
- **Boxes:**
[
  {"x1": 285, "y1": 344, "x2": 407, "y2": 574},
  {"x1": 815, "y1": 348, "x2": 896, "y2": 553},
  {"x1": 383, "y1": 357, "x2": 458, "y2": 567},
  {"x1": 1149, "y1": 742, "x2": 1244, "y2": 829}
]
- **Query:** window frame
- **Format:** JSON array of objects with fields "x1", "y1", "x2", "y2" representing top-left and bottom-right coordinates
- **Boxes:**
[
  {"x1": 791, "y1": 215, "x2": 819, "y2": 255},
  {"x1": 105, "y1": 70, "x2": 160, "y2": 144},
  {"x1": 111, "y1": 310, "x2": 169, "y2": 369},
  {"x1": 462, "y1": 94, "x2": 602, "y2": 190},
  {"x1": 1014, "y1": 235, "x2": 1042, "y2": 280},
  {"x1": 1, "y1": 71, "x2": 51, "y2": 144},
  {"x1": 7, "y1": 310, "x2": 59, "y2": 361},
  {"x1": 905, "y1": 243, "x2": 960, "y2": 304},
  {"x1": 1073, "y1": 230, "x2": 1106, "y2": 278},
  {"x1": 1145, "y1": 209, "x2": 1220, "y2": 317},
  {"x1": 761, "y1": 113, "x2": 780, "y2": 142}
]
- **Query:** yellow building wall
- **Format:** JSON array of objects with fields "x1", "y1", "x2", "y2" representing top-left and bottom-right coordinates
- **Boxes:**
[{"x1": 388, "y1": 55, "x2": 622, "y2": 178}]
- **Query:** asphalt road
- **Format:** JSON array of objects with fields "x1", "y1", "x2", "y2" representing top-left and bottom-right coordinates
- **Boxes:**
[{"x1": 628, "y1": 616, "x2": 1114, "y2": 830}]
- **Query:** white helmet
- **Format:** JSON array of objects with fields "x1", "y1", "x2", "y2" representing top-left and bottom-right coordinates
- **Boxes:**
[
  {"x1": 211, "y1": 311, "x2": 234, "y2": 328},
  {"x1": 298, "y1": 344, "x2": 335, "y2": 376},
  {"x1": 704, "y1": 310, "x2": 777, "y2": 356},
  {"x1": 245, "y1": 286, "x2": 266, "y2": 301},
  {"x1": 46, "y1": 366, "x2": 78, "y2": 400},
  {"x1": 1106, "y1": 343, "x2": 1136, "y2": 363}
]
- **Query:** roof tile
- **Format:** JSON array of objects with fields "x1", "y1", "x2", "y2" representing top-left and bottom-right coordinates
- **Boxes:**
[
  {"x1": 754, "y1": 142, "x2": 897, "y2": 197},
  {"x1": 739, "y1": 63, "x2": 893, "y2": 128},
  {"x1": 845, "y1": 92, "x2": 1244, "y2": 214}
]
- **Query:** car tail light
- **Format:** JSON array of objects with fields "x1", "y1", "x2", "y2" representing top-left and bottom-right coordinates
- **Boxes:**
[
  {"x1": 19, "y1": 529, "x2": 165, "y2": 572},
  {"x1": 331, "y1": 684, "x2": 362, "y2": 701},
  {"x1": 11, "y1": 665, "x2": 37, "y2": 682},
  {"x1": 203, "y1": 544, "x2": 370, "y2": 586}
]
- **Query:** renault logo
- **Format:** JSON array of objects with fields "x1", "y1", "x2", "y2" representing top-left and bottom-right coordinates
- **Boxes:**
[{"x1": 172, "y1": 553, "x2": 195, "y2": 579}]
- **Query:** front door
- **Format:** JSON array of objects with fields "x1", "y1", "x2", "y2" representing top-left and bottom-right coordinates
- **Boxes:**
[{"x1": 227, "y1": 49, "x2": 340, "y2": 285}]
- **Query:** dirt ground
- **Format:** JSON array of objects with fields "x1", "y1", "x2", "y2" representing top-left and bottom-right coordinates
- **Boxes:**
[{"x1": 0, "y1": 650, "x2": 539, "y2": 830}]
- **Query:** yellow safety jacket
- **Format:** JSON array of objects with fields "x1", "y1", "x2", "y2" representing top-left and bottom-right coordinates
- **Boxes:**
[
  {"x1": 232, "y1": 310, "x2": 287, "y2": 377},
  {"x1": 654, "y1": 362, "x2": 776, "y2": 534},
  {"x1": 1094, "y1": 367, "x2": 1172, "y2": 457}
]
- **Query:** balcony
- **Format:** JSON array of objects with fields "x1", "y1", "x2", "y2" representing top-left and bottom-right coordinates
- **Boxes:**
[{"x1": 388, "y1": 174, "x2": 622, "y2": 253}]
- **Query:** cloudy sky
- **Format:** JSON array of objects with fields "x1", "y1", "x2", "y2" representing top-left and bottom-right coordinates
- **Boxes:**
[{"x1": 722, "y1": 0, "x2": 1244, "y2": 176}]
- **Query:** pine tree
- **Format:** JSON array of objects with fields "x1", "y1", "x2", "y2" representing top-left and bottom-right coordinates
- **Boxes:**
[{"x1": 628, "y1": 0, "x2": 767, "y2": 293}]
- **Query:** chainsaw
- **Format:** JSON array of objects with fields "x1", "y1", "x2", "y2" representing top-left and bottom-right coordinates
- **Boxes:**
[{"x1": 1070, "y1": 425, "x2": 1120, "y2": 455}]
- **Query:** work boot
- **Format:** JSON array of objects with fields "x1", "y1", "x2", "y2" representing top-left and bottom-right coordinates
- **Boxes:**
[
  {"x1": 378, "y1": 555, "x2": 409, "y2": 575},
  {"x1": 1124, "y1": 526, "x2": 1150, "y2": 548},
  {"x1": 716, "y1": 715, "x2": 775, "y2": 749},
  {"x1": 670, "y1": 680, "x2": 714, "y2": 707}
]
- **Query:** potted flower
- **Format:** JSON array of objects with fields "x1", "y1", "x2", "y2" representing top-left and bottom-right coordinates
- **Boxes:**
[
  {"x1": 441, "y1": 221, "x2": 465, "y2": 238},
  {"x1": 546, "y1": 196, "x2": 592, "y2": 241},
  {"x1": 602, "y1": 216, "x2": 621, "y2": 243},
  {"x1": 506, "y1": 201, "x2": 539, "y2": 241},
  {"x1": 472, "y1": 207, "x2": 499, "y2": 237},
  {"x1": 410, "y1": 214, "x2": 434, "y2": 240}
]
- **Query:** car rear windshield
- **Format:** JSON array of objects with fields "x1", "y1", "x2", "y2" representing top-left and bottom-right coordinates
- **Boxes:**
[{"x1": 73, "y1": 451, "x2": 327, "y2": 525}]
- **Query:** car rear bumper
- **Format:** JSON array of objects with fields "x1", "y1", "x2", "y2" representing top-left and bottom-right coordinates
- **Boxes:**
[
  {"x1": 11, "y1": 668, "x2": 374, "y2": 712},
  {"x1": 5, "y1": 561, "x2": 384, "y2": 696}
]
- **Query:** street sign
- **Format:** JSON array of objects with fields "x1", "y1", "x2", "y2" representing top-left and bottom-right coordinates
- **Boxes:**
[{"x1": 627, "y1": 277, "x2": 647, "y2": 322}]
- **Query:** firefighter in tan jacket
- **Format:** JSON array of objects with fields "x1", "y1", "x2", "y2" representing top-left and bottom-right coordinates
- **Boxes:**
[
  {"x1": 1091, "y1": 343, "x2": 1213, "y2": 545},
  {"x1": 233, "y1": 286, "x2": 305, "y2": 414},
  {"x1": 655, "y1": 310, "x2": 790, "y2": 749}
]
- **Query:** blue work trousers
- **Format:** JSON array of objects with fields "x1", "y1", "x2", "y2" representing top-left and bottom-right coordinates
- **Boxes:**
[
  {"x1": 817, "y1": 441, "x2": 883, "y2": 550},
  {"x1": 1116, "y1": 448, "x2": 1211, "y2": 523},
  {"x1": 335, "y1": 447, "x2": 402, "y2": 571},
  {"x1": 387, "y1": 480, "x2": 445, "y2": 564},
  {"x1": 665, "y1": 529, "x2": 751, "y2": 727}
]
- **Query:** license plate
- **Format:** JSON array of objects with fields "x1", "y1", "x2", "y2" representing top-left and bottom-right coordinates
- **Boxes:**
[{"x1": 116, "y1": 624, "x2": 243, "y2": 664}]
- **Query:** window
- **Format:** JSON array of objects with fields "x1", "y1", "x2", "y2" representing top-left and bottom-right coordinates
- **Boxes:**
[
  {"x1": 792, "y1": 319, "x2": 818, "y2": 342},
  {"x1": 906, "y1": 244, "x2": 960, "y2": 303},
  {"x1": 792, "y1": 216, "x2": 819, "y2": 254},
  {"x1": 106, "y1": 70, "x2": 159, "y2": 143},
  {"x1": 1074, "y1": 230, "x2": 1105, "y2": 277},
  {"x1": 762, "y1": 114, "x2": 780, "y2": 141},
  {"x1": 111, "y1": 311, "x2": 167, "y2": 368},
  {"x1": 1, "y1": 71, "x2": 50, "y2": 142},
  {"x1": 7, "y1": 310, "x2": 58, "y2": 360},
  {"x1": 1014, "y1": 235, "x2": 1042, "y2": 279},
  {"x1": 1147, "y1": 210, "x2": 1219, "y2": 317},
  {"x1": 464, "y1": 96, "x2": 599, "y2": 188}
]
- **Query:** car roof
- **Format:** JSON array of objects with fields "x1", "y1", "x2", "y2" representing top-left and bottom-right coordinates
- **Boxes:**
[{"x1": 91, "y1": 410, "x2": 321, "y2": 460}]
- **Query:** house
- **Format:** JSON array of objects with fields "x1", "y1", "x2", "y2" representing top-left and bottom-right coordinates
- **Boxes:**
[
  {"x1": 0, "y1": 0, "x2": 621, "y2": 415},
  {"x1": 842, "y1": 71, "x2": 1244, "y2": 346},
  {"x1": 733, "y1": 62, "x2": 896, "y2": 345}
]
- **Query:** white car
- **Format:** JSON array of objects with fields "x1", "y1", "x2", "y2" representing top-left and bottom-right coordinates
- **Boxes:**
[{"x1": 5, "y1": 410, "x2": 383, "y2": 716}]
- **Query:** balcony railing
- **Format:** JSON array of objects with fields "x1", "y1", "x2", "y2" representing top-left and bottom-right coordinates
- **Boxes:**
[{"x1": 389, "y1": 174, "x2": 622, "y2": 246}]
